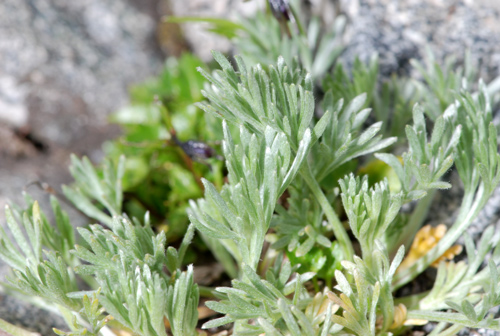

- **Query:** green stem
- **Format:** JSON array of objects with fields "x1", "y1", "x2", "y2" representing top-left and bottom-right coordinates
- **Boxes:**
[
  {"x1": 0, "y1": 318, "x2": 40, "y2": 336},
  {"x1": 0, "y1": 283, "x2": 61, "y2": 316},
  {"x1": 379, "y1": 284, "x2": 395, "y2": 332},
  {"x1": 300, "y1": 164, "x2": 354, "y2": 261},
  {"x1": 312, "y1": 277, "x2": 319, "y2": 292},
  {"x1": 201, "y1": 234, "x2": 239, "y2": 279},
  {"x1": 393, "y1": 185, "x2": 488, "y2": 290},
  {"x1": 57, "y1": 304, "x2": 79, "y2": 331},
  {"x1": 390, "y1": 190, "x2": 436, "y2": 257},
  {"x1": 288, "y1": 2, "x2": 306, "y2": 38},
  {"x1": 432, "y1": 324, "x2": 466, "y2": 336},
  {"x1": 198, "y1": 285, "x2": 216, "y2": 298},
  {"x1": 393, "y1": 291, "x2": 430, "y2": 310},
  {"x1": 407, "y1": 310, "x2": 500, "y2": 331},
  {"x1": 428, "y1": 322, "x2": 449, "y2": 336}
]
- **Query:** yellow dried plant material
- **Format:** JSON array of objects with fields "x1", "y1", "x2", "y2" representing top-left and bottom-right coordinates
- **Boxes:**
[
  {"x1": 432, "y1": 244, "x2": 463, "y2": 266},
  {"x1": 404, "y1": 318, "x2": 429, "y2": 326},
  {"x1": 399, "y1": 224, "x2": 463, "y2": 270},
  {"x1": 306, "y1": 291, "x2": 330, "y2": 317},
  {"x1": 111, "y1": 329, "x2": 133, "y2": 336},
  {"x1": 390, "y1": 303, "x2": 408, "y2": 329}
]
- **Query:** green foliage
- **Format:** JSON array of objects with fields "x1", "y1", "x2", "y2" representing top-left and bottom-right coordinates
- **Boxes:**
[
  {"x1": 166, "y1": 16, "x2": 244, "y2": 39},
  {"x1": 166, "y1": 265, "x2": 199, "y2": 336},
  {"x1": 271, "y1": 181, "x2": 342, "y2": 282},
  {"x1": 190, "y1": 49, "x2": 500, "y2": 336},
  {"x1": 171, "y1": 6, "x2": 346, "y2": 80},
  {"x1": 53, "y1": 289, "x2": 111, "y2": 336},
  {"x1": 102, "y1": 53, "x2": 222, "y2": 240},
  {"x1": 0, "y1": 202, "x2": 81, "y2": 311},
  {"x1": 393, "y1": 87, "x2": 500, "y2": 289},
  {"x1": 323, "y1": 56, "x2": 379, "y2": 108},
  {"x1": 0, "y1": 201, "x2": 198, "y2": 335},
  {"x1": 236, "y1": 12, "x2": 345, "y2": 80},
  {"x1": 418, "y1": 226, "x2": 500, "y2": 311},
  {"x1": 411, "y1": 48, "x2": 477, "y2": 120},
  {"x1": 203, "y1": 262, "x2": 319, "y2": 334},
  {"x1": 189, "y1": 120, "x2": 311, "y2": 271},
  {"x1": 339, "y1": 175, "x2": 402, "y2": 255},
  {"x1": 98, "y1": 263, "x2": 169, "y2": 336},
  {"x1": 73, "y1": 216, "x2": 168, "y2": 276},
  {"x1": 197, "y1": 51, "x2": 319, "y2": 148},
  {"x1": 0, "y1": 317, "x2": 41, "y2": 336},
  {"x1": 63, "y1": 155, "x2": 125, "y2": 227},
  {"x1": 314, "y1": 92, "x2": 397, "y2": 182}
]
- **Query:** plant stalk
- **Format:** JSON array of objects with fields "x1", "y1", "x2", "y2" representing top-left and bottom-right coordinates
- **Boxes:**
[
  {"x1": 300, "y1": 164, "x2": 354, "y2": 261},
  {"x1": 393, "y1": 184, "x2": 489, "y2": 290},
  {"x1": 391, "y1": 190, "x2": 436, "y2": 257},
  {"x1": 407, "y1": 310, "x2": 500, "y2": 331}
]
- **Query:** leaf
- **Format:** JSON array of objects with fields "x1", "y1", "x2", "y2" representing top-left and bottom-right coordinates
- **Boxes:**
[
  {"x1": 0, "y1": 317, "x2": 41, "y2": 336},
  {"x1": 165, "y1": 16, "x2": 245, "y2": 39},
  {"x1": 202, "y1": 315, "x2": 235, "y2": 329}
]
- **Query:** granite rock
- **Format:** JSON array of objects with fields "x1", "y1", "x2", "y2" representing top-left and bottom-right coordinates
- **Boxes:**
[
  {"x1": 339, "y1": 0, "x2": 500, "y2": 79},
  {"x1": 0, "y1": 0, "x2": 164, "y2": 334}
]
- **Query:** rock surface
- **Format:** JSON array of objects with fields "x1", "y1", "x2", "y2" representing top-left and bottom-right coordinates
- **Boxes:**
[
  {"x1": 339, "y1": 0, "x2": 500, "y2": 79},
  {"x1": 167, "y1": 0, "x2": 259, "y2": 61},
  {"x1": 0, "y1": 0, "x2": 164, "y2": 333}
]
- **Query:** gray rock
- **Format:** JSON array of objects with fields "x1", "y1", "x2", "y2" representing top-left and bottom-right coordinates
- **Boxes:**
[
  {"x1": 0, "y1": 293, "x2": 66, "y2": 335},
  {"x1": 168, "y1": 0, "x2": 259, "y2": 61},
  {"x1": 339, "y1": 0, "x2": 500, "y2": 79},
  {"x1": 0, "y1": 0, "x2": 165, "y2": 334}
]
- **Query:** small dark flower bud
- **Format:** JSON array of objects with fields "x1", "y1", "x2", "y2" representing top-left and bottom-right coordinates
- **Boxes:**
[
  {"x1": 269, "y1": 0, "x2": 292, "y2": 22},
  {"x1": 179, "y1": 140, "x2": 218, "y2": 162}
]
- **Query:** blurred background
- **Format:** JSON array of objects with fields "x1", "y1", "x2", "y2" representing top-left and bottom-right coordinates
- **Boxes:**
[{"x1": 1, "y1": 0, "x2": 500, "y2": 334}]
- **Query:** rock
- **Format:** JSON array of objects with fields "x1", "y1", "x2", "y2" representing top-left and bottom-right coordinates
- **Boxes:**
[
  {"x1": 167, "y1": 0, "x2": 259, "y2": 61},
  {"x1": 0, "y1": 0, "x2": 165, "y2": 211},
  {"x1": 339, "y1": 0, "x2": 500, "y2": 79},
  {"x1": 0, "y1": 0, "x2": 165, "y2": 334},
  {"x1": 168, "y1": 0, "x2": 500, "y2": 80},
  {"x1": 0, "y1": 77, "x2": 29, "y2": 128}
]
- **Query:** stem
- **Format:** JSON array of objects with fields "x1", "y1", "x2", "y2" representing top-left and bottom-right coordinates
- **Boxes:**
[
  {"x1": 312, "y1": 277, "x2": 319, "y2": 292},
  {"x1": 300, "y1": 164, "x2": 354, "y2": 261},
  {"x1": 390, "y1": 190, "x2": 436, "y2": 257},
  {"x1": 201, "y1": 235, "x2": 239, "y2": 278},
  {"x1": 407, "y1": 310, "x2": 469, "y2": 325},
  {"x1": 0, "y1": 317, "x2": 40, "y2": 336},
  {"x1": 407, "y1": 310, "x2": 500, "y2": 331},
  {"x1": 99, "y1": 326, "x2": 117, "y2": 336},
  {"x1": 394, "y1": 291, "x2": 430, "y2": 310},
  {"x1": 288, "y1": 1, "x2": 306, "y2": 38},
  {"x1": 325, "y1": 276, "x2": 332, "y2": 289},
  {"x1": 57, "y1": 304, "x2": 78, "y2": 331},
  {"x1": 198, "y1": 285, "x2": 216, "y2": 298},
  {"x1": 249, "y1": 230, "x2": 266, "y2": 271},
  {"x1": 379, "y1": 284, "x2": 395, "y2": 332},
  {"x1": 428, "y1": 322, "x2": 449, "y2": 336},
  {"x1": 433, "y1": 324, "x2": 466, "y2": 336},
  {"x1": 0, "y1": 283, "x2": 61, "y2": 316},
  {"x1": 393, "y1": 185, "x2": 488, "y2": 290}
]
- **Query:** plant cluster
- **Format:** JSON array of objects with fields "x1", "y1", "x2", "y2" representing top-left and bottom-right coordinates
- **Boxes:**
[{"x1": 1, "y1": 1, "x2": 500, "y2": 335}]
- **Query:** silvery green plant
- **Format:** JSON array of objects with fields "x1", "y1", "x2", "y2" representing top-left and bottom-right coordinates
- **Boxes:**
[
  {"x1": 188, "y1": 51, "x2": 500, "y2": 335},
  {"x1": 63, "y1": 155, "x2": 125, "y2": 228},
  {"x1": 0, "y1": 191, "x2": 199, "y2": 335}
]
